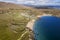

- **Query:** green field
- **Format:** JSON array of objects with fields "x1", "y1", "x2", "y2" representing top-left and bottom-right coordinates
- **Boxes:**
[{"x1": 0, "y1": 9, "x2": 31, "y2": 40}]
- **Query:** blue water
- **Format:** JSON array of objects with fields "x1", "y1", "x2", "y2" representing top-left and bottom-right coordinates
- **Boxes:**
[{"x1": 33, "y1": 16, "x2": 60, "y2": 40}]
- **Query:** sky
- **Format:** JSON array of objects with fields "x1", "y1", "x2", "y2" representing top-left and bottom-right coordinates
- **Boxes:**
[{"x1": 0, "y1": 0, "x2": 60, "y2": 6}]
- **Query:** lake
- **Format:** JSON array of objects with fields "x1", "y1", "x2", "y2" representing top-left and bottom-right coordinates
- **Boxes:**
[{"x1": 33, "y1": 16, "x2": 60, "y2": 40}]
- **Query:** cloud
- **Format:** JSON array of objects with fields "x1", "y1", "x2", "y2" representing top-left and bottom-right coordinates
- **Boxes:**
[
  {"x1": 17, "y1": 0, "x2": 24, "y2": 1},
  {"x1": 36, "y1": 0, "x2": 60, "y2": 5},
  {"x1": 4, "y1": 1, "x2": 15, "y2": 3},
  {"x1": 16, "y1": 0, "x2": 60, "y2": 5},
  {"x1": 24, "y1": 1, "x2": 35, "y2": 5},
  {"x1": 0, "y1": 0, "x2": 3, "y2": 1},
  {"x1": 0, "y1": 0, "x2": 60, "y2": 5},
  {"x1": 39, "y1": 0, "x2": 60, "y2": 5},
  {"x1": 17, "y1": 0, "x2": 35, "y2": 5},
  {"x1": 0, "y1": 0, "x2": 17, "y2": 3}
]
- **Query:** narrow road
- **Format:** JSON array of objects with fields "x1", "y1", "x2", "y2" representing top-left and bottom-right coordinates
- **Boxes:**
[{"x1": 17, "y1": 31, "x2": 28, "y2": 40}]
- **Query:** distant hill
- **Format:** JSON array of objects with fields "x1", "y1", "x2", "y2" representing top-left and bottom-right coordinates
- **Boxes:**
[
  {"x1": 33, "y1": 6, "x2": 60, "y2": 9},
  {"x1": 0, "y1": 2, "x2": 32, "y2": 9},
  {"x1": 23, "y1": 4, "x2": 60, "y2": 9}
]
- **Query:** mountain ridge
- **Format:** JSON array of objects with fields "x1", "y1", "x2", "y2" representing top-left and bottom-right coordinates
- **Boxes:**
[{"x1": 23, "y1": 4, "x2": 60, "y2": 9}]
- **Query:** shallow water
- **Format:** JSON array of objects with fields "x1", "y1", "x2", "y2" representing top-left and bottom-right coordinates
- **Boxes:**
[{"x1": 33, "y1": 16, "x2": 60, "y2": 40}]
